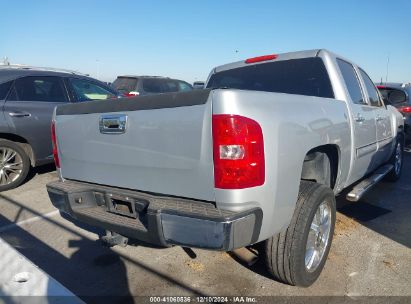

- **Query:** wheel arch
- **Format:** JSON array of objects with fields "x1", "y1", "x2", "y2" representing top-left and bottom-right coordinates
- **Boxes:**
[
  {"x1": 0, "y1": 133, "x2": 35, "y2": 166},
  {"x1": 300, "y1": 144, "x2": 340, "y2": 190}
]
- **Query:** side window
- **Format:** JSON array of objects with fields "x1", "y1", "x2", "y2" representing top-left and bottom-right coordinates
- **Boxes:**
[
  {"x1": 337, "y1": 59, "x2": 364, "y2": 104},
  {"x1": 178, "y1": 81, "x2": 193, "y2": 92},
  {"x1": 359, "y1": 69, "x2": 381, "y2": 107},
  {"x1": 162, "y1": 80, "x2": 179, "y2": 93},
  {"x1": 142, "y1": 79, "x2": 164, "y2": 93},
  {"x1": 7, "y1": 86, "x2": 18, "y2": 101},
  {"x1": 0, "y1": 81, "x2": 13, "y2": 100},
  {"x1": 11, "y1": 76, "x2": 67, "y2": 102},
  {"x1": 69, "y1": 78, "x2": 116, "y2": 101}
]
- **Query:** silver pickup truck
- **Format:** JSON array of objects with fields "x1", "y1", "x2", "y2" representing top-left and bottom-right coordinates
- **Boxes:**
[{"x1": 47, "y1": 49, "x2": 404, "y2": 287}]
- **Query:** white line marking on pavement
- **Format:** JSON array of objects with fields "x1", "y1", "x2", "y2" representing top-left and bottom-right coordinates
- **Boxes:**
[
  {"x1": 0, "y1": 210, "x2": 60, "y2": 233},
  {"x1": 0, "y1": 237, "x2": 83, "y2": 301}
]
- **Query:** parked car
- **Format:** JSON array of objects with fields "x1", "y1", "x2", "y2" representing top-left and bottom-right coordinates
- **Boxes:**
[
  {"x1": 47, "y1": 49, "x2": 404, "y2": 287},
  {"x1": 192, "y1": 81, "x2": 205, "y2": 89},
  {"x1": 112, "y1": 76, "x2": 193, "y2": 97},
  {"x1": 0, "y1": 66, "x2": 120, "y2": 191},
  {"x1": 377, "y1": 83, "x2": 411, "y2": 137}
]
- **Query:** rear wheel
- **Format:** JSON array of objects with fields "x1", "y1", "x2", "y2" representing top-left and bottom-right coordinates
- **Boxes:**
[
  {"x1": 263, "y1": 181, "x2": 336, "y2": 286},
  {"x1": 0, "y1": 140, "x2": 30, "y2": 191},
  {"x1": 385, "y1": 136, "x2": 404, "y2": 182}
]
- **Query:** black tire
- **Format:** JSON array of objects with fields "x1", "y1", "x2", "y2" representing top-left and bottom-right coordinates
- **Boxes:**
[
  {"x1": 385, "y1": 136, "x2": 404, "y2": 182},
  {"x1": 0, "y1": 139, "x2": 31, "y2": 191},
  {"x1": 263, "y1": 181, "x2": 336, "y2": 287}
]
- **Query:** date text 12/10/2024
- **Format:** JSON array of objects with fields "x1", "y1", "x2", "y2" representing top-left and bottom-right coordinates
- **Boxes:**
[{"x1": 149, "y1": 296, "x2": 257, "y2": 303}]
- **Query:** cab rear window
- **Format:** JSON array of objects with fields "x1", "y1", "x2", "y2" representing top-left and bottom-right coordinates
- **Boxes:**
[{"x1": 207, "y1": 57, "x2": 334, "y2": 98}]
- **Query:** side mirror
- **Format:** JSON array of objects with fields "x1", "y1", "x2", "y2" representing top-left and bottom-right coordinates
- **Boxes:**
[{"x1": 388, "y1": 90, "x2": 407, "y2": 104}]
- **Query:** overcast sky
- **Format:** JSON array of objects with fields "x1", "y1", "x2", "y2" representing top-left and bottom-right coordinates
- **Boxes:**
[{"x1": 1, "y1": 0, "x2": 410, "y2": 84}]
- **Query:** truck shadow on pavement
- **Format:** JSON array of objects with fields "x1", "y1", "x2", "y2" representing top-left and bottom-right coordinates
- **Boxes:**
[
  {"x1": 0, "y1": 195, "x2": 208, "y2": 303},
  {"x1": 336, "y1": 151, "x2": 411, "y2": 249},
  {"x1": 229, "y1": 150, "x2": 411, "y2": 281},
  {"x1": 25, "y1": 163, "x2": 56, "y2": 183}
]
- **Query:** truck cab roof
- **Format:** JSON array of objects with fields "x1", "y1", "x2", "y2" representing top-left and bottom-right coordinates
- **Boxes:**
[{"x1": 211, "y1": 49, "x2": 357, "y2": 74}]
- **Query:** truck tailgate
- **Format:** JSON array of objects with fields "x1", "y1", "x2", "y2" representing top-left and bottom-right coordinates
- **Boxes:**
[{"x1": 54, "y1": 90, "x2": 215, "y2": 201}]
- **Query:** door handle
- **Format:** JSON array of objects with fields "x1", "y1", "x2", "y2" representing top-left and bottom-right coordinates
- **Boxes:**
[
  {"x1": 8, "y1": 112, "x2": 31, "y2": 118},
  {"x1": 355, "y1": 114, "x2": 365, "y2": 122},
  {"x1": 376, "y1": 115, "x2": 384, "y2": 121}
]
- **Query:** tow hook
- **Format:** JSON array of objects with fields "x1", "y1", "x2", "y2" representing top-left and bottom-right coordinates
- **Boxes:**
[{"x1": 100, "y1": 231, "x2": 128, "y2": 247}]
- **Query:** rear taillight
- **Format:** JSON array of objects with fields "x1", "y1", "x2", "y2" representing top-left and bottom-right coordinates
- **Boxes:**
[
  {"x1": 51, "y1": 120, "x2": 60, "y2": 168},
  {"x1": 124, "y1": 91, "x2": 139, "y2": 97},
  {"x1": 398, "y1": 106, "x2": 411, "y2": 113},
  {"x1": 212, "y1": 114, "x2": 265, "y2": 189}
]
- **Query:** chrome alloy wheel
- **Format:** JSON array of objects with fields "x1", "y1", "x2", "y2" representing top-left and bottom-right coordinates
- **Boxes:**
[
  {"x1": 394, "y1": 142, "x2": 402, "y2": 175},
  {"x1": 305, "y1": 200, "x2": 332, "y2": 272},
  {"x1": 0, "y1": 147, "x2": 23, "y2": 185}
]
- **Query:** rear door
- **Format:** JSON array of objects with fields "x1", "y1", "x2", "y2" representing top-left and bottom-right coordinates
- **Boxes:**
[
  {"x1": 4, "y1": 76, "x2": 70, "y2": 162},
  {"x1": 358, "y1": 69, "x2": 393, "y2": 164},
  {"x1": 337, "y1": 59, "x2": 378, "y2": 184}
]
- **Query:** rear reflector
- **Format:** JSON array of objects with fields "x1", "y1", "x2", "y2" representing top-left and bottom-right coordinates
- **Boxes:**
[
  {"x1": 51, "y1": 120, "x2": 60, "y2": 168},
  {"x1": 245, "y1": 54, "x2": 278, "y2": 64},
  {"x1": 399, "y1": 106, "x2": 411, "y2": 113},
  {"x1": 212, "y1": 114, "x2": 265, "y2": 189}
]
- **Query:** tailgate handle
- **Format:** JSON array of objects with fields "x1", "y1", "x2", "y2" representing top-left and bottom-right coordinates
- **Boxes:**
[{"x1": 99, "y1": 114, "x2": 127, "y2": 134}]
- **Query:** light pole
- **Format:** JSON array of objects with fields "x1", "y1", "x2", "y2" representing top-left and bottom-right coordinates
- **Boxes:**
[{"x1": 385, "y1": 54, "x2": 390, "y2": 84}]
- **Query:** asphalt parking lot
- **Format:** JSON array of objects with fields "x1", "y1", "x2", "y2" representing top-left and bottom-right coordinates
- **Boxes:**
[{"x1": 0, "y1": 148, "x2": 410, "y2": 303}]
